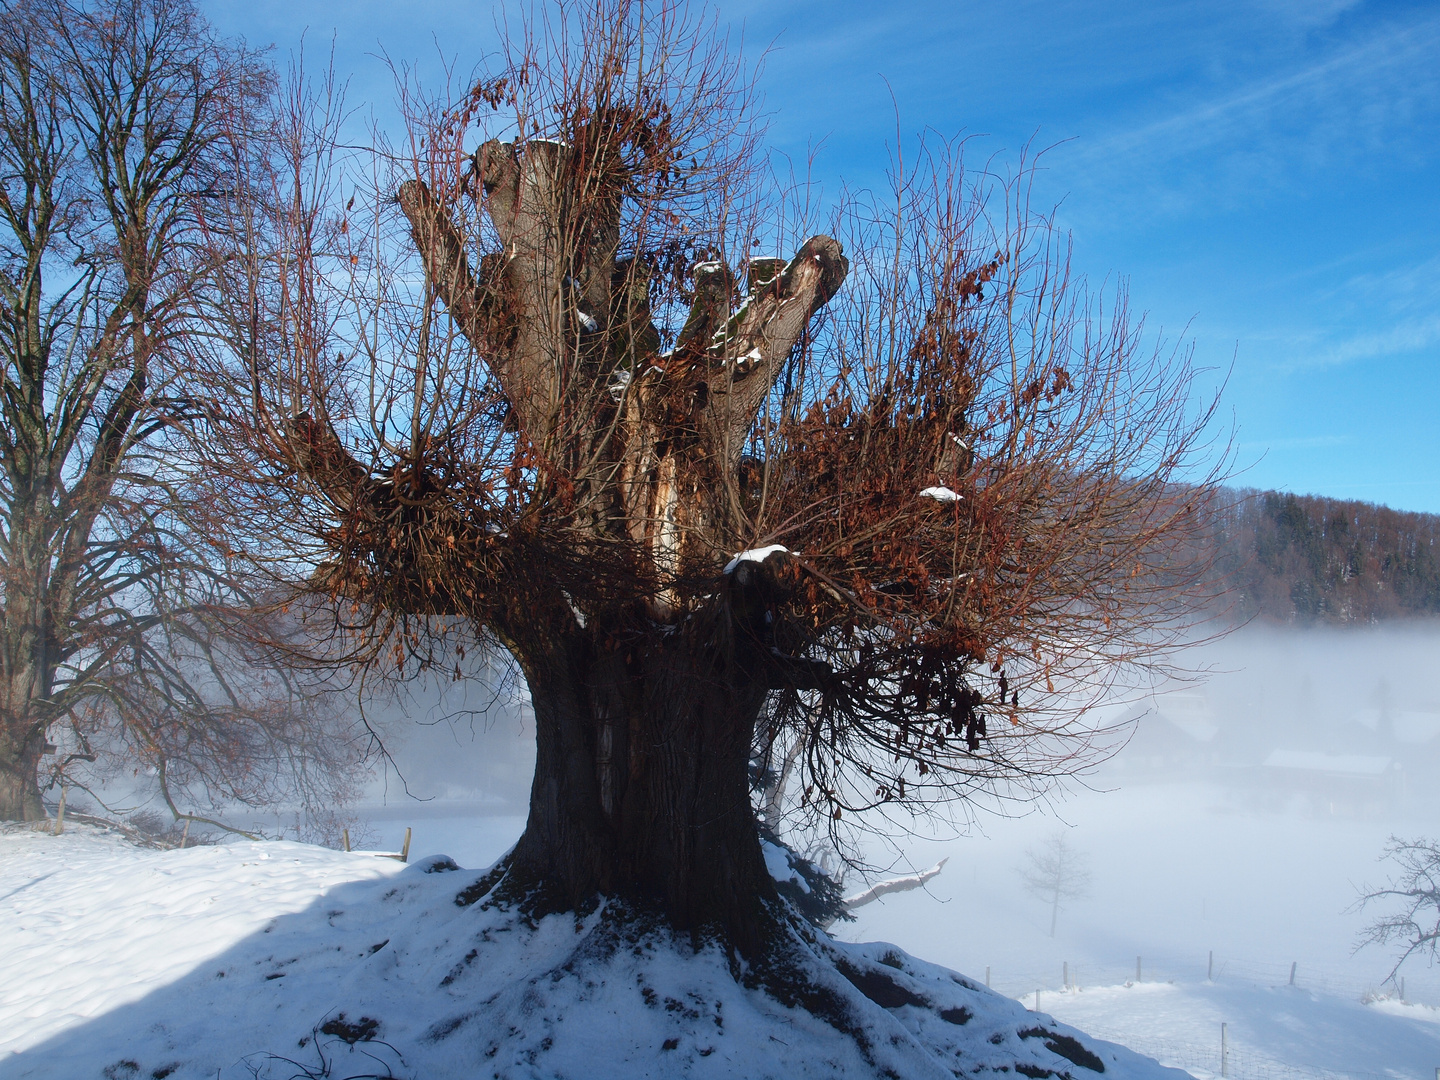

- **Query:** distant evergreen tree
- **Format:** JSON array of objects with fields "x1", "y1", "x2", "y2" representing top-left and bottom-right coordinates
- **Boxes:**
[{"x1": 1203, "y1": 488, "x2": 1440, "y2": 623}]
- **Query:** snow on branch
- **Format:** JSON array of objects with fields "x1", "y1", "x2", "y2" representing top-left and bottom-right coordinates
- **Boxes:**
[{"x1": 841, "y1": 858, "x2": 949, "y2": 914}]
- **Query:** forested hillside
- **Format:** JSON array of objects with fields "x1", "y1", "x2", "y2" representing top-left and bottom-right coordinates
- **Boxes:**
[{"x1": 1206, "y1": 489, "x2": 1440, "y2": 623}]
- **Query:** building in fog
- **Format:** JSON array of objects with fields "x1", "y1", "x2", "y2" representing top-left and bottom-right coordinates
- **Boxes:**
[
  {"x1": 1108, "y1": 691, "x2": 1220, "y2": 776},
  {"x1": 1260, "y1": 748, "x2": 1401, "y2": 815}
]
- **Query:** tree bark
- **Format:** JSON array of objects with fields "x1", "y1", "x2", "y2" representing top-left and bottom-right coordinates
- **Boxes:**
[
  {"x1": 0, "y1": 722, "x2": 44, "y2": 821},
  {"x1": 0, "y1": 575, "x2": 57, "y2": 822},
  {"x1": 500, "y1": 618, "x2": 779, "y2": 952}
]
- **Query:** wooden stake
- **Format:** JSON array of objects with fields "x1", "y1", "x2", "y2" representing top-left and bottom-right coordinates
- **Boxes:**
[
  {"x1": 180, "y1": 818, "x2": 191, "y2": 849},
  {"x1": 343, "y1": 828, "x2": 350, "y2": 852},
  {"x1": 1208, "y1": 950, "x2": 1213, "y2": 981},
  {"x1": 400, "y1": 827, "x2": 411, "y2": 863},
  {"x1": 1221, "y1": 1022, "x2": 1228, "y2": 1078},
  {"x1": 1288, "y1": 961, "x2": 1296, "y2": 986},
  {"x1": 53, "y1": 785, "x2": 67, "y2": 836}
]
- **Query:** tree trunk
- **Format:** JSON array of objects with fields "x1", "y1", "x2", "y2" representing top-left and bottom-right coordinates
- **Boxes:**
[
  {"x1": 0, "y1": 593, "x2": 58, "y2": 822},
  {"x1": 501, "y1": 620, "x2": 779, "y2": 953},
  {"x1": 0, "y1": 720, "x2": 45, "y2": 821},
  {"x1": 0, "y1": 611, "x2": 55, "y2": 822}
]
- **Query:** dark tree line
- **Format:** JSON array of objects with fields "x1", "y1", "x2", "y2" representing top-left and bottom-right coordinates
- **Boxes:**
[{"x1": 1203, "y1": 488, "x2": 1440, "y2": 625}]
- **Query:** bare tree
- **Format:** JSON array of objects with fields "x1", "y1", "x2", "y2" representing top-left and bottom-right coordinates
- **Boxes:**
[
  {"x1": 1021, "y1": 832, "x2": 1091, "y2": 938},
  {"x1": 198, "y1": 0, "x2": 1224, "y2": 956},
  {"x1": 1354, "y1": 836, "x2": 1440, "y2": 984},
  {"x1": 0, "y1": 0, "x2": 362, "y2": 829}
]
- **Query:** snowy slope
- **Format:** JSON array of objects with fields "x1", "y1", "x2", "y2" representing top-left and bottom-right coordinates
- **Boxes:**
[
  {"x1": 1, "y1": 822, "x2": 1184, "y2": 1080},
  {"x1": 0, "y1": 824, "x2": 402, "y2": 1052}
]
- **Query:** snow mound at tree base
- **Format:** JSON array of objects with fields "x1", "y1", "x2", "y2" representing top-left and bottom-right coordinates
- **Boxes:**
[
  {"x1": 1, "y1": 829, "x2": 1186, "y2": 1080},
  {"x1": 399, "y1": 863, "x2": 1182, "y2": 1080}
]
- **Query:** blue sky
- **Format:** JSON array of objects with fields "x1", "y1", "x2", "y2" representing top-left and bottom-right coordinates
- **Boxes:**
[{"x1": 206, "y1": 0, "x2": 1440, "y2": 512}]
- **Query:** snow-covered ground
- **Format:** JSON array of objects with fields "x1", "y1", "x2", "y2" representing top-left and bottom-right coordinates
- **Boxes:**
[
  {"x1": 1, "y1": 822, "x2": 1184, "y2": 1079},
  {"x1": 7, "y1": 789, "x2": 1439, "y2": 1079},
  {"x1": 1037, "y1": 981, "x2": 1440, "y2": 1080},
  {"x1": 0, "y1": 827, "x2": 403, "y2": 1065}
]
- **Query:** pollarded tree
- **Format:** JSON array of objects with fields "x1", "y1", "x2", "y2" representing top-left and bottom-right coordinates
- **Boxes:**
[{"x1": 205, "y1": 1, "x2": 1222, "y2": 952}]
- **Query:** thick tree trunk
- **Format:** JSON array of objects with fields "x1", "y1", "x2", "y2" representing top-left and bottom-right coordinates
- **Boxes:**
[
  {"x1": 502, "y1": 621, "x2": 778, "y2": 953},
  {"x1": 0, "y1": 721, "x2": 45, "y2": 821},
  {"x1": 0, "y1": 602, "x2": 58, "y2": 822}
]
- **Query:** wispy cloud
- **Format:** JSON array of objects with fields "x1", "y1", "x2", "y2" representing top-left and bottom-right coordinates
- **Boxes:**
[
  {"x1": 1101, "y1": 21, "x2": 1434, "y2": 153},
  {"x1": 1328, "y1": 253, "x2": 1440, "y2": 317},
  {"x1": 1279, "y1": 315, "x2": 1440, "y2": 373},
  {"x1": 1062, "y1": 11, "x2": 1440, "y2": 216},
  {"x1": 1252, "y1": 0, "x2": 1363, "y2": 32},
  {"x1": 1261, "y1": 251, "x2": 1440, "y2": 373}
]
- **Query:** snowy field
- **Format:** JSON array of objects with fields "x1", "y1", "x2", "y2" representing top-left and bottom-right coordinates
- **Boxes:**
[
  {"x1": 829, "y1": 623, "x2": 1440, "y2": 1077},
  {"x1": 837, "y1": 780, "x2": 1440, "y2": 1079},
  {"x1": 6, "y1": 623, "x2": 1440, "y2": 1077}
]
